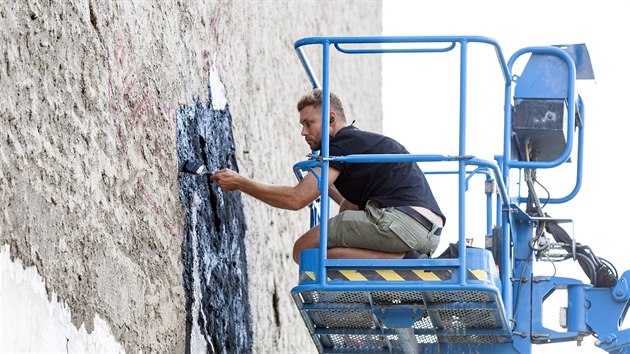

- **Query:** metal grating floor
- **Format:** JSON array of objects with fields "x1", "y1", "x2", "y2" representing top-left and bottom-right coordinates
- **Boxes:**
[{"x1": 293, "y1": 289, "x2": 512, "y2": 353}]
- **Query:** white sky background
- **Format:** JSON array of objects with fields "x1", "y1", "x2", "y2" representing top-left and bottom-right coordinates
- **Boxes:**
[{"x1": 382, "y1": 1, "x2": 629, "y2": 353}]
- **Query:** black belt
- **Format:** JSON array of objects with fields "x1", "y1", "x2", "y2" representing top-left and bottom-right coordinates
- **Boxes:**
[{"x1": 394, "y1": 206, "x2": 442, "y2": 236}]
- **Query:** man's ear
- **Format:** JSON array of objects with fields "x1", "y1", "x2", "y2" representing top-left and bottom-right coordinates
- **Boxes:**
[{"x1": 329, "y1": 112, "x2": 336, "y2": 124}]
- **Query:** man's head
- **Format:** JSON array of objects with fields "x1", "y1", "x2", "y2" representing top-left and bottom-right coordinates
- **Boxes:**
[{"x1": 297, "y1": 89, "x2": 346, "y2": 151}]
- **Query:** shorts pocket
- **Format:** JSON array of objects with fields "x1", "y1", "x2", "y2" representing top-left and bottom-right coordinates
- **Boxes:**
[
  {"x1": 365, "y1": 202, "x2": 389, "y2": 229},
  {"x1": 389, "y1": 217, "x2": 424, "y2": 250}
]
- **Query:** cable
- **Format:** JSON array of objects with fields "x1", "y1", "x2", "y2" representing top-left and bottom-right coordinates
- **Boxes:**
[
  {"x1": 544, "y1": 221, "x2": 618, "y2": 288},
  {"x1": 522, "y1": 140, "x2": 618, "y2": 288},
  {"x1": 534, "y1": 178, "x2": 551, "y2": 210},
  {"x1": 523, "y1": 140, "x2": 550, "y2": 252},
  {"x1": 511, "y1": 257, "x2": 531, "y2": 332}
]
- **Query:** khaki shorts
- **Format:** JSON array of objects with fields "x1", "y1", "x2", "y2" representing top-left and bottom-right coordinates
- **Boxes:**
[{"x1": 327, "y1": 200, "x2": 440, "y2": 256}]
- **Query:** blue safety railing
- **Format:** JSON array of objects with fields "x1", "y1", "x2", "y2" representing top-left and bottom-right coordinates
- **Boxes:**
[{"x1": 294, "y1": 35, "x2": 516, "y2": 312}]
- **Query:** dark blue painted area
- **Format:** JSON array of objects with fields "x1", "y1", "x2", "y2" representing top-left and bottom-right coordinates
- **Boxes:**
[{"x1": 176, "y1": 83, "x2": 253, "y2": 353}]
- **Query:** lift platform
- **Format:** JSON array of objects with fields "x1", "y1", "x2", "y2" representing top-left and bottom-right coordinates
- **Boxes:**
[
  {"x1": 290, "y1": 36, "x2": 630, "y2": 354},
  {"x1": 293, "y1": 247, "x2": 511, "y2": 353}
]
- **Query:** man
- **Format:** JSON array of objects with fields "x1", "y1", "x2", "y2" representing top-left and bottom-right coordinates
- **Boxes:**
[{"x1": 210, "y1": 89, "x2": 445, "y2": 264}]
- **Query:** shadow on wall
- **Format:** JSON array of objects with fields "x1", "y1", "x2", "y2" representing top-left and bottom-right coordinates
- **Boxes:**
[{"x1": 176, "y1": 76, "x2": 253, "y2": 353}]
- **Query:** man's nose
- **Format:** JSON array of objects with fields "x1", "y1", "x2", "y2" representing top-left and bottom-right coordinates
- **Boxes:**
[{"x1": 301, "y1": 126, "x2": 307, "y2": 136}]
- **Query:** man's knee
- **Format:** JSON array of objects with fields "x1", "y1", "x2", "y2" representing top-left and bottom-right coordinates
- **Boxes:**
[
  {"x1": 293, "y1": 227, "x2": 320, "y2": 263},
  {"x1": 292, "y1": 241, "x2": 303, "y2": 264}
]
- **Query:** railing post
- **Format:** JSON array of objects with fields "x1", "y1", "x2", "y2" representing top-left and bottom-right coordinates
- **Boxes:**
[{"x1": 318, "y1": 40, "x2": 331, "y2": 287}]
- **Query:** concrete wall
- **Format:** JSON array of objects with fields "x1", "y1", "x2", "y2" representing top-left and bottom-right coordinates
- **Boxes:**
[{"x1": 0, "y1": 1, "x2": 382, "y2": 353}]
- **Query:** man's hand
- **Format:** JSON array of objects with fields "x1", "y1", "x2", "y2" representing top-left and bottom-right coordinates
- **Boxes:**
[{"x1": 209, "y1": 168, "x2": 241, "y2": 191}]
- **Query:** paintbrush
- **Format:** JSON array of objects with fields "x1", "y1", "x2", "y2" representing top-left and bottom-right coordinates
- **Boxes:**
[{"x1": 181, "y1": 161, "x2": 211, "y2": 175}]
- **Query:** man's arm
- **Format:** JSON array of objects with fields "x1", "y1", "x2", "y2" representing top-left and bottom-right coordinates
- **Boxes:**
[
  {"x1": 328, "y1": 184, "x2": 344, "y2": 205},
  {"x1": 329, "y1": 184, "x2": 359, "y2": 212},
  {"x1": 210, "y1": 167, "x2": 340, "y2": 211},
  {"x1": 339, "y1": 198, "x2": 359, "y2": 212}
]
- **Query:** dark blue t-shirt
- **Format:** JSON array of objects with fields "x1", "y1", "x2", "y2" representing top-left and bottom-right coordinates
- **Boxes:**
[{"x1": 328, "y1": 125, "x2": 445, "y2": 224}]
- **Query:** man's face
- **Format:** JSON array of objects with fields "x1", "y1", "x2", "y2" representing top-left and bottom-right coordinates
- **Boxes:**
[{"x1": 299, "y1": 105, "x2": 323, "y2": 151}]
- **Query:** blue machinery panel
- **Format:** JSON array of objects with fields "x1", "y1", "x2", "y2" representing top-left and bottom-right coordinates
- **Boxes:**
[{"x1": 289, "y1": 36, "x2": 630, "y2": 354}]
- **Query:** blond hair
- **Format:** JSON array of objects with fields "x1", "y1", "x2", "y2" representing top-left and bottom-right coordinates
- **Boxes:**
[{"x1": 296, "y1": 89, "x2": 346, "y2": 121}]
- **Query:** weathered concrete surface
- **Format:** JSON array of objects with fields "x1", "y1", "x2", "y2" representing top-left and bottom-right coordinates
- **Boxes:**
[{"x1": 0, "y1": 1, "x2": 381, "y2": 353}]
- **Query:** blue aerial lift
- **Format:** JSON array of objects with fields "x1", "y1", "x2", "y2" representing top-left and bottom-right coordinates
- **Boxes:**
[{"x1": 290, "y1": 36, "x2": 630, "y2": 354}]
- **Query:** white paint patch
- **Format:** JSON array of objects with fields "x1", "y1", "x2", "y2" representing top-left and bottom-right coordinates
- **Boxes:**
[
  {"x1": 0, "y1": 245, "x2": 125, "y2": 353},
  {"x1": 189, "y1": 193, "x2": 214, "y2": 353},
  {"x1": 209, "y1": 54, "x2": 227, "y2": 111}
]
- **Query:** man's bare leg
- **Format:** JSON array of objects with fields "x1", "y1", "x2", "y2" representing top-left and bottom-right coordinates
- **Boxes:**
[{"x1": 292, "y1": 225, "x2": 405, "y2": 264}]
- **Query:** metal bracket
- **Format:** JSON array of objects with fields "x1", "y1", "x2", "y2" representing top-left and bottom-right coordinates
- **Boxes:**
[{"x1": 306, "y1": 153, "x2": 333, "y2": 162}]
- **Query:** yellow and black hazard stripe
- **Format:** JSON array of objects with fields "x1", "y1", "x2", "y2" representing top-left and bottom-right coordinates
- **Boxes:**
[{"x1": 299, "y1": 269, "x2": 488, "y2": 283}]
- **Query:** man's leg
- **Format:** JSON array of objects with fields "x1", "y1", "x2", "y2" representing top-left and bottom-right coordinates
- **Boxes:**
[{"x1": 292, "y1": 225, "x2": 404, "y2": 264}]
